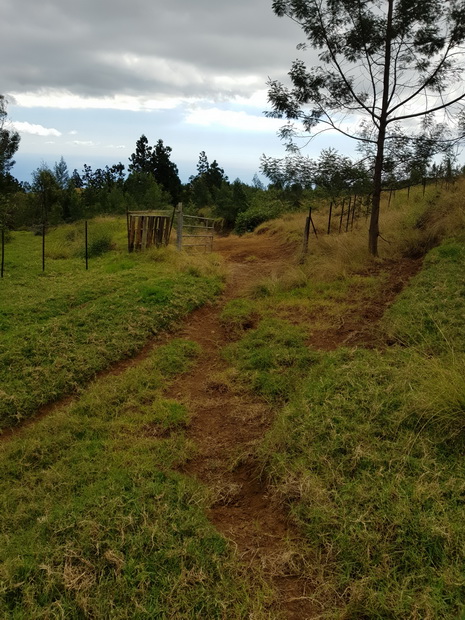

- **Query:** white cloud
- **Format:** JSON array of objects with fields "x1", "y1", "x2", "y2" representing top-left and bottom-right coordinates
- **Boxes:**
[
  {"x1": 69, "y1": 140, "x2": 97, "y2": 147},
  {"x1": 185, "y1": 107, "x2": 282, "y2": 133},
  {"x1": 11, "y1": 90, "x2": 186, "y2": 112},
  {"x1": 12, "y1": 121, "x2": 62, "y2": 137}
]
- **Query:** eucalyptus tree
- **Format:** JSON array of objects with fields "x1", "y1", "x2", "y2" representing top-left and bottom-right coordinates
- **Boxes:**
[{"x1": 268, "y1": 0, "x2": 465, "y2": 255}]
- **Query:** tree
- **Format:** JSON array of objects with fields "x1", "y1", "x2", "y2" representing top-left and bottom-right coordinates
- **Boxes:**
[
  {"x1": 0, "y1": 96, "x2": 20, "y2": 181},
  {"x1": 151, "y1": 139, "x2": 181, "y2": 204},
  {"x1": 268, "y1": 0, "x2": 465, "y2": 255},
  {"x1": 31, "y1": 164, "x2": 61, "y2": 225},
  {"x1": 129, "y1": 136, "x2": 181, "y2": 205},
  {"x1": 128, "y1": 135, "x2": 153, "y2": 175},
  {"x1": 188, "y1": 151, "x2": 230, "y2": 211},
  {"x1": 53, "y1": 156, "x2": 70, "y2": 190}
]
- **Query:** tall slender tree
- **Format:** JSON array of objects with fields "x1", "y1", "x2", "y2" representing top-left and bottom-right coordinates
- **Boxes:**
[{"x1": 268, "y1": 0, "x2": 465, "y2": 255}]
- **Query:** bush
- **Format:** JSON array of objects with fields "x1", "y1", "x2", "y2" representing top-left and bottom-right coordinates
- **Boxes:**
[
  {"x1": 81, "y1": 233, "x2": 113, "y2": 258},
  {"x1": 234, "y1": 204, "x2": 283, "y2": 234}
]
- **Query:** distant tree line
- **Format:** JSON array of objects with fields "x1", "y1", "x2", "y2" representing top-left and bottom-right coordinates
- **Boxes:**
[{"x1": 1, "y1": 94, "x2": 464, "y2": 238}]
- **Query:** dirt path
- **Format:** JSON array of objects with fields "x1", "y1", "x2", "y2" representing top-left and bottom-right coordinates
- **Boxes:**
[
  {"x1": 166, "y1": 236, "x2": 318, "y2": 618},
  {"x1": 164, "y1": 235, "x2": 422, "y2": 619}
]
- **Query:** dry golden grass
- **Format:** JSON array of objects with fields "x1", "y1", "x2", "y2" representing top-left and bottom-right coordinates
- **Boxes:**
[{"x1": 254, "y1": 178, "x2": 465, "y2": 281}]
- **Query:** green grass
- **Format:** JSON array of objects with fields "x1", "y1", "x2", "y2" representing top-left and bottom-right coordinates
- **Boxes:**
[
  {"x1": 259, "y1": 347, "x2": 465, "y2": 618},
  {"x1": 0, "y1": 339, "x2": 269, "y2": 618},
  {"x1": 384, "y1": 238, "x2": 465, "y2": 354},
  {"x1": 224, "y1": 318, "x2": 317, "y2": 401},
  {"x1": 223, "y1": 233, "x2": 465, "y2": 618},
  {"x1": 0, "y1": 221, "x2": 223, "y2": 429}
]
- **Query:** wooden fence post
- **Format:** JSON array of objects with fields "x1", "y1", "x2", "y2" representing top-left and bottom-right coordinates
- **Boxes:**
[
  {"x1": 327, "y1": 201, "x2": 333, "y2": 235},
  {"x1": 339, "y1": 199, "x2": 345, "y2": 233},
  {"x1": 176, "y1": 203, "x2": 183, "y2": 251}
]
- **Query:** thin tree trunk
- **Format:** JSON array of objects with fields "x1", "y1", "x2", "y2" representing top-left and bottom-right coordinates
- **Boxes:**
[{"x1": 368, "y1": 0, "x2": 394, "y2": 256}]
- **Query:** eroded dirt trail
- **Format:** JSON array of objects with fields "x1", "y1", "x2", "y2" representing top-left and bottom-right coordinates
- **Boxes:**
[{"x1": 165, "y1": 236, "x2": 318, "y2": 618}]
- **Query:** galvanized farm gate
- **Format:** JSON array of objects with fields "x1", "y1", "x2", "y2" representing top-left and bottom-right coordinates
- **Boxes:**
[
  {"x1": 127, "y1": 210, "x2": 174, "y2": 252},
  {"x1": 176, "y1": 205, "x2": 215, "y2": 252}
]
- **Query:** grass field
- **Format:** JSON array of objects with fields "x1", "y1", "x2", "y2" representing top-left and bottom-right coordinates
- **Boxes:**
[{"x1": 0, "y1": 218, "x2": 223, "y2": 430}]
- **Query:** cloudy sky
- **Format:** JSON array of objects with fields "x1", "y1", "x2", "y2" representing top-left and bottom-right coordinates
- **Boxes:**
[{"x1": 2, "y1": 0, "x2": 354, "y2": 184}]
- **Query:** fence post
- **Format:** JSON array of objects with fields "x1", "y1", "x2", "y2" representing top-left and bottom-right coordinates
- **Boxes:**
[
  {"x1": 85, "y1": 220, "x2": 88, "y2": 270},
  {"x1": 1, "y1": 226, "x2": 4, "y2": 278},
  {"x1": 327, "y1": 201, "x2": 333, "y2": 234},
  {"x1": 176, "y1": 203, "x2": 183, "y2": 251},
  {"x1": 339, "y1": 198, "x2": 345, "y2": 233}
]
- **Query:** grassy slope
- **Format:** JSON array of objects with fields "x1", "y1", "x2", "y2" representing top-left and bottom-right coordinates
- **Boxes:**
[
  {"x1": 222, "y1": 185, "x2": 465, "y2": 617},
  {"x1": 0, "y1": 339, "x2": 268, "y2": 618},
  {"x1": 0, "y1": 220, "x2": 223, "y2": 429}
]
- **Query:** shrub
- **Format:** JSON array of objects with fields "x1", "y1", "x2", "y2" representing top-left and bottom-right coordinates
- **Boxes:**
[{"x1": 234, "y1": 204, "x2": 283, "y2": 234}]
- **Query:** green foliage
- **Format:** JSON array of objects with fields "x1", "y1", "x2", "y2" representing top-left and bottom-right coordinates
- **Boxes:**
[
  {"x1": 0, "y1": 95, "x2": 20, "y2": 180},
  {"x1": 234, "y1": 191, "x2": 285, "y2": 234},
  {"x1": 128, "y1": 135, "x2": 181, "y2": 204}
]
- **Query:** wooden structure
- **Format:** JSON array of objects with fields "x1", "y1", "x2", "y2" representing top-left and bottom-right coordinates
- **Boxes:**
[{"x1": 127, "y1": 210, "x2": 173, "y2": 252}]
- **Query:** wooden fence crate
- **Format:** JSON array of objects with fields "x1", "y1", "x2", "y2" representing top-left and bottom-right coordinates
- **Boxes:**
[{"x1": 127, "y1": 211, "x2": 173, "y2": 252}]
